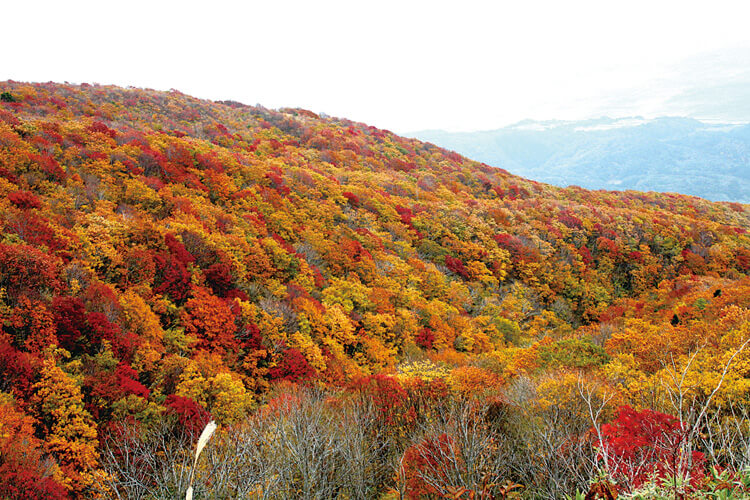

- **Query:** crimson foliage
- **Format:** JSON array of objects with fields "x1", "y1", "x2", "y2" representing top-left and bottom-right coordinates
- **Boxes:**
[{"x1": 600, "y1": 406, "x2": 706, "y2": 488}]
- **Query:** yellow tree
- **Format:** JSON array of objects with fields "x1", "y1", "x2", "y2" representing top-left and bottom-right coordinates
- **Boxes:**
[{"x1": 30, "y1": 356, "x2": 104, "y2": 495}]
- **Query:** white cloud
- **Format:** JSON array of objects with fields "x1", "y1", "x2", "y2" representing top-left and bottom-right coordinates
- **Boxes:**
[{"x1": 2, "y1": 0, "x2": 750, "y2": 132}]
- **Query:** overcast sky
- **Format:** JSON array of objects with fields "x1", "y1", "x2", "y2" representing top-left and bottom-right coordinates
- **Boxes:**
[{"x1": 3, "y1": 0, "x2": 750, "y2": 132}]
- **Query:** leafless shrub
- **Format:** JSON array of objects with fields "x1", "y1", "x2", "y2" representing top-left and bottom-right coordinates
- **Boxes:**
[
  {"x1": 100, "y1": 362, "x2": 750, "y2": 500},
  {"x1": 98, "y1": 420, "x2": 195, "y2": 499},
  {"x1": 99, "y1": 387, "x2": 397, "y2": 499},
  {"x1": 699, "y1": 401, "x2": 750, "y2": 472}
]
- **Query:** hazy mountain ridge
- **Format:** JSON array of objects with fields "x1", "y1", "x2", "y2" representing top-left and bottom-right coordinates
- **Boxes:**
[{"x1": 411, "y1": 117, "x2": 750, "y2": 203}]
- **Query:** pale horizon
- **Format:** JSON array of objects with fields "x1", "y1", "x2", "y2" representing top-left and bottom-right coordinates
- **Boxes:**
[{"x1": 3, "y1": 0, "x2": 750, "y2": 133}]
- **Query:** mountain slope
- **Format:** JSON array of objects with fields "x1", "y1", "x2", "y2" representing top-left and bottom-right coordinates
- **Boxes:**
[
  {"x1": 0, "y1": 82, "x2": 749, "y2": 497},
  {"x1": 411, "y1": 117, "x2": 750, "y2": 203}
]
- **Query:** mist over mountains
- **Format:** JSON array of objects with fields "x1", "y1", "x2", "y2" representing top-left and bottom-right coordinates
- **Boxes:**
[{"x1": 411, "y1": 117, "x2": 750, "y2": 203}]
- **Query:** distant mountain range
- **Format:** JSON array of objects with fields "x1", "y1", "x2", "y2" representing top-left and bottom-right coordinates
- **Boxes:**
[{"x1": 410, "y1": 117, "x2": 750, "y2": 203}]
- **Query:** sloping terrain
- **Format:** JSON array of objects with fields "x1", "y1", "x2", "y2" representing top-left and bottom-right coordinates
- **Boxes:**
[{"x1": 0, "y1": 82, "x2": 749, "y2": 498}]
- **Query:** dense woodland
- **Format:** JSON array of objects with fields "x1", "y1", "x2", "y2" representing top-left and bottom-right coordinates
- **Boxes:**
[{"x1": 0, "y1": 81, "x2": 749, "y2": 499}]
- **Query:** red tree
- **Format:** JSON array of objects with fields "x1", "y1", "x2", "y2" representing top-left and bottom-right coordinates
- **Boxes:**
[
  {"x1": 268, "y1": 348, "x2": 316, "y2": 383},
  {"x1": 600, "y1": 406, "x2": 705, "y2": 489}
]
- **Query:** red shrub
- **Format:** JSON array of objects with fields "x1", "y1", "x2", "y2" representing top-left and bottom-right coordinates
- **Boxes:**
[
  {"x1": 51, "y1": 296, "x2": 87, "y2": 353},
  {"x1": 27, "y1": 152, "x2": 65, "y2": 180},
  {"x1": 395, "y1": 205, "x2": 413, "y2": 225},
  {"x1": 82, "y1": 281, "x2": 121, "y2": 317},
  {"x1": 265, "y1": 171, "x2": 290, "y2": 195},
  {"x1": 402, "y1": 433, "x2": 458, "y2": 498},
  {"x1": 164, "y1": 395, "x2": 211, "y2": 437},
  {"x1": 415, "y1": 327, "x2": 435, "y2": 350},
  {"x1": 0, "y1": 108, "x2": 21, "y2": 127},
  {"x1": 195, "y1": 152, "x2": 225, "y2": 172},
  {"x1": 269, "y1": 348, "x2": 316, "y2": 382},
  {"x1": 238, "y1": 320, "x2": 263, "y2": 351},
  {"x1": 404, "y1": 378, "x2": 450, "y2": 421},
  {"x1": 114, "y1": 363, "x2": 150, "y2": 399},
  {"x1": 9, "y1": 213, "x2": 67, "y2": 253},
  {"x1": 86, "y1": 312, "x2": 119, "y2": 346},
  {"x1": 600, "y1": 406, "x2": 705, "y2": 489},
  {"x1": 493, "y1": 233, "x2": 540, "y2": 263},
  {"x1": 559, "y1": 210, "x2": 583, "y2": 229},
  {"x1": 85, "y1": 371, "x2": 122, "y2": 419},
  {"x1": 0, "y1": 338, "x2": 37, "y2": 399},
  {"x1": 225, "y1": 288, "x2": 250, "y2": 302},
  {"x1": 349, "y1": 374, "x2": 414, "y2": 427},
  {"x1": 597, "y1": 236, "x2": 620, "y2": 256},
  {"x1": 164, "y1": 233, "x2": 194, "y2": 266},
  {"x1": 343, "y1": 191, "x2": 359, "y2": 207},
  {"x1": 579, "y1": 246, "x2": 593, "y2": 265},
  {"x1": 0, "y1": 398, "x2": 68, "y2": 499},
  {"x1": 628, "y1": 251, "x2": 643, "y2": 263},
  {"x1": 8, "y1": 190, "x2": 41, "y2": 209},
  {"x1": 445, "y1": 256, "x2": 469, "y2": 279},
  {"x1": 0, "y1": 469, "x2": 68, "y2": 500},
  {"x1": 111, "y1": 330, "x2": 140, "y2": 364},
  {"x1": 87, "y1": 121, "x2": 117, "y2": 139},
  {"x1": 205, "y1": 262, "x2": 234, "y2": 296},
  {"x1": 154, "y1": 253, "x2": 191, "y2": 302},
  {"x1": 340, "y1": 237, "x2": 371, "y2": 262}
]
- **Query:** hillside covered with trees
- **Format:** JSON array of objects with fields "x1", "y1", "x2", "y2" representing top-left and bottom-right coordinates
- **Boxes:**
[{"x1": 0, "y1": 81, "x2": 749, "y2": 499}]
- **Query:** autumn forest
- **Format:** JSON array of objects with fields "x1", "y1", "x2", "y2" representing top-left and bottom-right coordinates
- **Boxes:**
[{"x1": 0, "y1": 81, "x2": 749, "y2": 499}]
